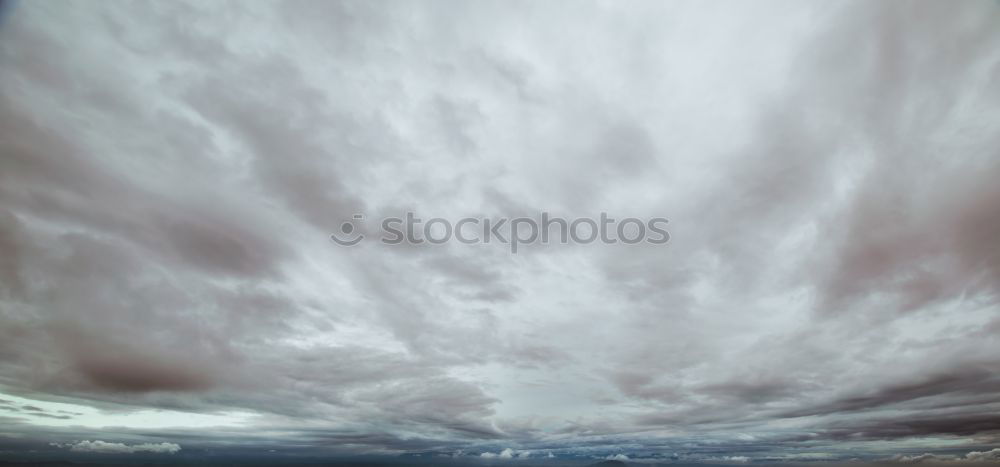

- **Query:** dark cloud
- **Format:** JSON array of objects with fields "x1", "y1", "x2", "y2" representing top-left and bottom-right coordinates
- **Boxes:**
[{"x1": 782, "y1": 366, "x2": 1000, "y2": 418}]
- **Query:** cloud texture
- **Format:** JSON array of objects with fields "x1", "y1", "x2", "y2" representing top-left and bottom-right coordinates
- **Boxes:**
[
  {"x1": 0, "y1": 0, "x2": 998, "y2": 464},
  {"x1": 52, "y1": 440, "x2": 181, "y2": 454}
]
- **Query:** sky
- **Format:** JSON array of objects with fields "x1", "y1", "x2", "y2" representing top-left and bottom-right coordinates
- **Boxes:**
[{"x1": 0, "y1": 0, "x2": 999, "y2": 465}]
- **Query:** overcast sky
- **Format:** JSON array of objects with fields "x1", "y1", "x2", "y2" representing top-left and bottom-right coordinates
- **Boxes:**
[{"x1": 1, "y1": 0, "x2": 999, "y2": 465}]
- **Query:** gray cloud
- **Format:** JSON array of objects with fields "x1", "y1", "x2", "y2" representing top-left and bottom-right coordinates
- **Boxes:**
[{"x1": 0, "y1": 0, "x2": 998, "y2": 464}]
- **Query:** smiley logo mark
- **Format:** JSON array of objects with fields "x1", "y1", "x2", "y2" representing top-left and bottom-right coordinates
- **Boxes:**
[{"x1": 330, "y1": 214, "x2": 365, "y2": 246}]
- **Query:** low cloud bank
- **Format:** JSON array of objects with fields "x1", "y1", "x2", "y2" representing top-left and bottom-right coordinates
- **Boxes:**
[
  {"x1": 51, "y1": 440, "x2": 181, "y2": 454},
  {"x1": 890, "y1": 448, "x2": 1000, "y2": 463}
]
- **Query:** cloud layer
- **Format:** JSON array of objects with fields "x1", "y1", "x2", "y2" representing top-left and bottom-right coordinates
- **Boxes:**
[
  {"x1": 52, "y1": 440, "x2": 181, "y2": 454},
  {"x1": 0, "y1": 0, "x2": 998, "y2": 464}
]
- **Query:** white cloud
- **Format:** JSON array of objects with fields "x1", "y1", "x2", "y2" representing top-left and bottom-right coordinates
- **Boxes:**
[
  {"x1": 481, "y1": 448, "x2": 519, "y2": 459},
  {"x1": 51, "y1": 440, "x2": 181, "y2": 454},
  {"x1": 891, "y1": 454, "x2": 950, "y2": 464},
  {"x1": 709, "y1": 456, "x2": 751, "y2": 464},
  {"x1": 889, "y1": 449, "x2": 1000, "y2": 464},
  {"x1": 964, "y1": 449, "x2": 1000, "y2": 462}
]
